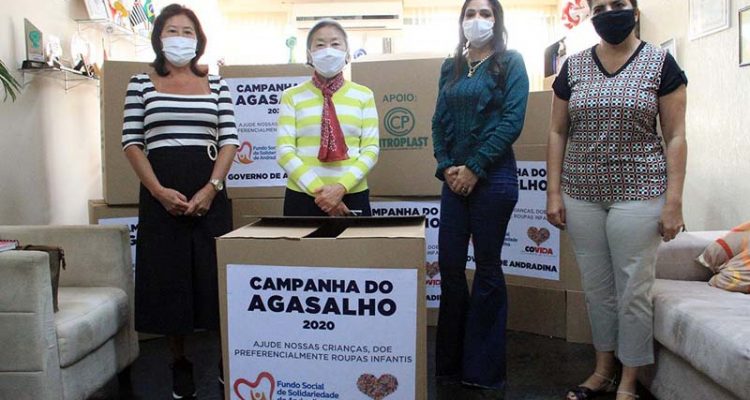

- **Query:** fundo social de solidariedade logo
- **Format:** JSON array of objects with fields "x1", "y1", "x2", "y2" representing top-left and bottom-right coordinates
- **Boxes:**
[{"x1": 233, "y1": 370, "x2": 401, "y2": 399}]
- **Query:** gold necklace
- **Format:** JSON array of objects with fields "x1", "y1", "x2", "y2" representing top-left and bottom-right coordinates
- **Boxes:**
[{"x1": 467, "y1": 52, "x2": 494, "y2": 78}]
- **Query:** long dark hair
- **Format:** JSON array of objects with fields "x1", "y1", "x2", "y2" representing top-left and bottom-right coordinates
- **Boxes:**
[
  {"x1": 452, "y1": 0, "x2": 508, "y2": 83},
  {"x1": 150, "y1": 4, "x2": 207, "y2": 77}
]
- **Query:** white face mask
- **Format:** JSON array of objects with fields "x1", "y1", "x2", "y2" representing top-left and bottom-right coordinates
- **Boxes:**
[
  {"x1": 310, "y1": 47, "x2": 347, "y2": 78},
  {"x1": 462, "y1": 18, "x2": 494, "y2": 48},
  {"x1": 162, "y1": 36, "x2": 197, "y2": 67}
]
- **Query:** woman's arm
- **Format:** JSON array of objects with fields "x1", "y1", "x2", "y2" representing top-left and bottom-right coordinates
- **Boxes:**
[
  {"x1": 185, "y1": 78, "x2": 240, "y2": 216},
  {"x1": 658, "y1": 85, "x2": 687, "y2": 241},
  {"x1": 431, "y1": 59, "x2": 455, "y2": 182},
  {"x1": 545, "y1": 95, "x2": 570, "y2": 229},
  {"x1": 276, "y1": 90, "x2": 326, "y2": 195},
  {"x1": 463, "y1": 52, "x2": 529, "y2": 180},
  {"x1": 122, "y1": 75, "x2": 189, "y2": 215}
]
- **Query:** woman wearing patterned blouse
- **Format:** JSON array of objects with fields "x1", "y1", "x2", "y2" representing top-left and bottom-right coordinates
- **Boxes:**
[
  {"x1": 121, "y1": 4, "x2": 238, "y2": 398},
  {"x1": 432, "y1": 0, "x2": 529, "y2": 396},
  {"x1": 546, "y1": 1, "x2": 687, "y2": 399},
  {"x1": 276, "y1": 19, "x2": 379, "y2": 216}
]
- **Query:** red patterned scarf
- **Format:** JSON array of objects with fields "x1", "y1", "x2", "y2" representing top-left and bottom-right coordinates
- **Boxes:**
[{"x1": 312, "y1": 72, "x2": 349, "y2": 162}]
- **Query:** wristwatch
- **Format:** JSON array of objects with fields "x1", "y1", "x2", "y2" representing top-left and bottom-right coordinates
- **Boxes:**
[{"x1": 209, "y1": 178, "x2": 224, "y2": 192}]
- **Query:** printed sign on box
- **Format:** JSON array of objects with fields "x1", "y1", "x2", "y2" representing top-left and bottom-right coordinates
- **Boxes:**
[
  {"x1": 225, "y1": 76, "x2": 307, "y2": 189},
  {"x1": 227, "y1": 265, "x2": 417, "y2": 400},
  {"x1": 97, "y1": 216, "x2": 138, "y2": 272}
]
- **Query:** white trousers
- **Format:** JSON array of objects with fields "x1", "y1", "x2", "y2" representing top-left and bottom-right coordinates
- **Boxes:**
[{"x1": 563, "y1": 194, "x2": 664, "y2": 367}]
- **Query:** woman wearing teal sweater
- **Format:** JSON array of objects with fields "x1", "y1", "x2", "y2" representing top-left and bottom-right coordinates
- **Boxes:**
[{"x1": 432, "y1": 0, "x2": 529, "y2": 394}]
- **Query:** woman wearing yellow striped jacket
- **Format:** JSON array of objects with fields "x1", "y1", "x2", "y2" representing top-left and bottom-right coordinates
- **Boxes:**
[{"x1": 276, "y1": 19, "x2": 379, "y2": 216}]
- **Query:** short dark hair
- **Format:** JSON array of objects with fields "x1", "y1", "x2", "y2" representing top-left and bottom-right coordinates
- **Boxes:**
[
  {"x1": 452, "y1": 0, "x2": 508, "y2": 84},
  {"x1": 587, "y1": 0, "x2": 638, "y2": 9},
  {"x1": 150, "y1": 4, "x2": 207, "y2": 77}
]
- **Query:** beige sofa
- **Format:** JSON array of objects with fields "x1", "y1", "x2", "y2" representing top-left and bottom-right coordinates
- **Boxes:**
[
  {"x1": 640, "y1": 231, "x2": 750, "y2": 400},
  {"x1": 0, "y1": 225, "x2": 139, "y2": 400}
]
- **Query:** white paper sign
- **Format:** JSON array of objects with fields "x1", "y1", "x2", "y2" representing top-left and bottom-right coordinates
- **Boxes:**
[
  {"x1": 503, "y1": 161, "x2": 560, "y2": 280},
  {"x1": 97, "y1": 216, "x2": 138, "y2": 272},
  {"x1": 227, "y1": 265, "x2": 418, "y2": 400},
  {"x1": 225, "y1": 76, "x2": 308, "y2": 188}
]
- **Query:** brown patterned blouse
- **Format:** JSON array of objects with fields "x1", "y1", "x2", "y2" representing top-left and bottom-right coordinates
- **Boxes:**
[{"x1": 553, "y1": 42, "x2": 687, "y2": 202}]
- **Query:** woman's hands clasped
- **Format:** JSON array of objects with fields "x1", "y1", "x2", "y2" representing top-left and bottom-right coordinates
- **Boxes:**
[
  {"x1": 153, "y1": 184, "x2": 216, "y2": 218},
  {"x1": 314, "y1": 184, "x2": 350, "y2": 216},
  {"x1": 445, "y1": 166, "x2": 478, "y2": 197}
]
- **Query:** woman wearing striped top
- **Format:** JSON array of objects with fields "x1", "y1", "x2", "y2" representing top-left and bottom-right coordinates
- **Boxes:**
[
  {"x1": 121, "y1": 5, "x2": 238, "y2": 398},
  {"x1": 276, "y1": 19, "x2": 379, "y2": 216}
]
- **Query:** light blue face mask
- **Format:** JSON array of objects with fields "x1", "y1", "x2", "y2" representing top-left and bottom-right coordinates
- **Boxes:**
[{"x1": 162, "y1": 36, "x2": 197, "y2": 67}]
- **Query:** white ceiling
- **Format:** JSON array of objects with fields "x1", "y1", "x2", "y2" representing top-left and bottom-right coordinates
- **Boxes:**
[{"x1": 220, "y1": 0, "x2": 558, "y2": 14}]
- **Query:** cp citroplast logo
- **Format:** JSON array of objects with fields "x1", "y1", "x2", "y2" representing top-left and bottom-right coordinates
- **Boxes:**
[{"x1": 384, "y1": 107, "x2": 415, "y2": 137}]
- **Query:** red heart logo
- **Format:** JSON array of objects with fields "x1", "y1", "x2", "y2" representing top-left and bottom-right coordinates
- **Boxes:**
[
  {"x1": 527, "y1": 227, "x2": 551, "y2": 246},
  {"x1": 235, "y1": 141, "x2": 254, "y2": 165},
  {"x1": 357, "y1": 373, "x2": 399, "y2": 400},
  {"x1": 425, "y1": 261, "x2": 440, "y2": 278},
  {"x1": 234, "y1": 372, "x2": 275, "y2": 400}
]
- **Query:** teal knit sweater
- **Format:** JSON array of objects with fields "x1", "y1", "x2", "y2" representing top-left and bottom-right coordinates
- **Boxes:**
[{"x1": 431, "y1": 50, "x2": 529, "y2": 180}]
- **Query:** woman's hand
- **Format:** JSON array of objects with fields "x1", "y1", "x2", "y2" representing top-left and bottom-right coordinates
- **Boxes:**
[
  {"x1": 185, "y1": 184, "x2": 217, "y2": 217},
  {"x1": 546, "y1": 192, "x2": 566, "y2": 230},
  {"x1": 153, "y1": 186, "x2": 190, "y2": 216},
  {"x1": 658, "y1": 202, "x2": 684, "y2": 242},
  {"x1": 327, "y1": 202, "x2": 350, "y2": 217},
  {"x1": 451, "y1": 166, "x2": 478, "y2": 196},
  {"x1": 314, "y1": 184, "x2": 346, "y2": 214}
]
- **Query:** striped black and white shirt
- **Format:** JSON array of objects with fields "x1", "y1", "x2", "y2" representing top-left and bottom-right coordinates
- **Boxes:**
[{"x1": 121, "y1": 73, "x2": 239, "y2": 151}]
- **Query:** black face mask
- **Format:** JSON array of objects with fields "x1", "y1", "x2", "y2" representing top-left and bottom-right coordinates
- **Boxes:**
[{"x1": 591, "y1": 9, "x2": 637, "y2": 45}]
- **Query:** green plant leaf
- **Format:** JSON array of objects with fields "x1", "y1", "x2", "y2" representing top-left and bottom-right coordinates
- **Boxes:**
[{"x1": 0, "y1": 59, "x2": 22, "y2": 102}]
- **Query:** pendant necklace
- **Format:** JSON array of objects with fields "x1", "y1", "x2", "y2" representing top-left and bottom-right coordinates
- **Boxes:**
[{"x1": 467, "y1": 52, "x2": 494, "y2": 78}]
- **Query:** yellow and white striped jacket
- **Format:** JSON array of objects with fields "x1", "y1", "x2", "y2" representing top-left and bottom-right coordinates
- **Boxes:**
[{"x1": 276, "y1": 79, "x2": 380, "y2": 195}]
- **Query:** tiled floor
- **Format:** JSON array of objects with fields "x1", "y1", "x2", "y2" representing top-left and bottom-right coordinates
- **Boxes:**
[{"x1": 95, "y1": 328, "x2": 656, "y2": 399}]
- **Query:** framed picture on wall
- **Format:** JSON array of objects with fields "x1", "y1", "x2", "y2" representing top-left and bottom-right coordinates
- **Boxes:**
[
  {"x1": 741, "y1": 6, "x2": 750, "y2": 67},
  {"x1": 83, "y1": 0, "x2": 110, "y2": 20},
  {"x1": 660, "y1": 38, "x2": 678, "y2": 61},
  {"x1": 689, "y1": 0, "x2": 730, "y2": 40}
]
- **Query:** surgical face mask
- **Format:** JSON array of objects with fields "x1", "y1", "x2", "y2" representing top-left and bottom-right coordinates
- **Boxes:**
[
  {"x1": 161, "y1": 36, "x2": 197, "y2": 67},
  {"x1": 462, "y1": 18, "x2": 494, "y2": 48},
  {"x1": 591, "y1": 9, "x2": 637, "y2": 45},
  {"x1": 310, "y1": 47, "x2": 347, "y2": 78}
]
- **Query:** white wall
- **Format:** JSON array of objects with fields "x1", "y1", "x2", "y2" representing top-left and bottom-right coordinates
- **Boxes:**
[
  {"x1": 640, "y1": 0, "x2": 750, "y2": 230},
  {"x1": 0, "y1": 1, "x2": 103, "y2": 225}
]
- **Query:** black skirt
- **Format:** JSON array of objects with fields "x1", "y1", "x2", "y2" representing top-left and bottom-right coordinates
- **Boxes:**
[{"x1": 134, "y1": 146, "x2": 232, "y2": 335}]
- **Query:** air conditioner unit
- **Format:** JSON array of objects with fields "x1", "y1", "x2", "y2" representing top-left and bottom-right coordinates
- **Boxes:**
[{"x1": 294, "y1": 2, "x2": 403, "y2": 30}]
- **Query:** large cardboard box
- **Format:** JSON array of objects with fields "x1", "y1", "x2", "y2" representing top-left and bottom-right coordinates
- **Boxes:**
[
  {"x1": 351, "y1": 57, "x2": 445, "y2": 197},
  {"x1": 507, "y1": 284, "x2": 567, "y2": 339},
  {"x1": 515, "y1": 90, "x2": 553, "y2": 147},
  {"x1": 566, "y1": 290, "x2": 593, "y2": 344},
  {"x1": 101, "y1": 61, "x2": 152, "y2": 205},
  {"x1": 220, "y1": 64, "x2": 311, "y2": 199},
  {"x1": 231, "y1": 197, "x2": 284, "y2": 229},
  {"x1": 217, "y1": 216, "x2": 427, "y2": 400},
  {"x1": 87, "y1": 200, "x2": 138, "y2": 269}
]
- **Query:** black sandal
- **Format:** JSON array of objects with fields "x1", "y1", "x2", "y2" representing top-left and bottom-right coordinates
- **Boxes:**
[{"x1": 565, "y1": 372, "x2": 617, "y2": 399}]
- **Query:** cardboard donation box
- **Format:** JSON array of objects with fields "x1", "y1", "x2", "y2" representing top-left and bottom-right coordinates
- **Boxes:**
[
  {"x1": 220, "y1": 64, "x2": 311, "y2": 199},
  {"x1": 231, "y1": 198, "x2": 284, "y2": 229},
  {"x1": 217, "y1": 216, "x2": 427, "y2": 400},
  {"x1": 101, "y1": 61, "x2": 152, "y2": 205},
  {"x1": 351, "y1": 57, "x2": 444, "y2": 197}
]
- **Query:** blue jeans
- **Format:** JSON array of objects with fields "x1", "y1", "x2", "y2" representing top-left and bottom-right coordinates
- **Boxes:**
[{"x1": 435, "y1": 156, "x2": 518, "y2": 390}]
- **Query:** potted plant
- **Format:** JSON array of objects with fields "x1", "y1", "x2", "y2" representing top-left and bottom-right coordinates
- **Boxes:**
[{"x1": 0, "y1": 59, "x2": 22, "y2": 102}]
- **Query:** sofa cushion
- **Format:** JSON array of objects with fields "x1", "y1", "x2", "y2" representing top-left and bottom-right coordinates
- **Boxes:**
[
  {"x1": 652, "y1": 279, "x2": 750, "y2": 399},
  {"x1": 655, "y1": 231, "x2": 721, "y2": 281},
  {"x1": 696, "y1": 223, "x2": 750, "y2": 293},
  {"x1": 55, "y1": 287, "x2": 128, "y2": 368}
]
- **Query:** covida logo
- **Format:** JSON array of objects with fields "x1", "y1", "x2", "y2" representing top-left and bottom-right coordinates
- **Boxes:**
[
  {"x1": 234, "y1": 372, "x2": 275, "y2": 400},
  {"x1": 234, "y1": 141, "x2": 254, "y2": 165},
  {"x1": 525, "y1": 227, "x2": 554, "y2": 255}
]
